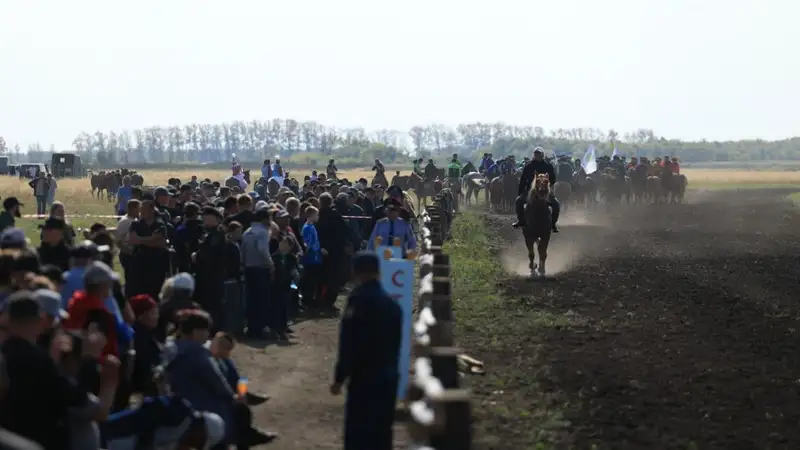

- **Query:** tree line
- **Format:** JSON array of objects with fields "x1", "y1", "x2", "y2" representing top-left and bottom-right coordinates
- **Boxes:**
[{"x1": 2, "y1": 120, "x2": 800, "y2": 167}]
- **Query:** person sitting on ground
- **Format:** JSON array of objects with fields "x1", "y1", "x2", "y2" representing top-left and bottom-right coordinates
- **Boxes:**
[
  {"x1": 208, "y1": 332, "x2": 277, "y2": 447},
  {"x1": 163, "y1": 309, "x2": 237, "y2": 448}
]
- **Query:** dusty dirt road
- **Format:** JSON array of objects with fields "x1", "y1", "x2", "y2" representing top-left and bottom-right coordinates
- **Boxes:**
[{"x1": 473, "y1": 188, "x2": 800, "y2": 449}]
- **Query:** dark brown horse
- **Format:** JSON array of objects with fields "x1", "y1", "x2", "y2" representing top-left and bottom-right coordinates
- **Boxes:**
[{"x1": 523, "y1": 174, "x2": 552, "y2": 277}]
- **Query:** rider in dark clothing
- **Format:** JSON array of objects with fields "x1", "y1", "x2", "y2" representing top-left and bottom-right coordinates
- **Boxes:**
[{"x1": 513, "y1": 148, "x2": 560, "y2": 232}]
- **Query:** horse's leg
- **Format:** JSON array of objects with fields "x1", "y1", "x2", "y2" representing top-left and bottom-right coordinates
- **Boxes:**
[
  {"x1": 538, "y1": 234, "x2": 550, "y2": 276},
  {"x1": 523, "y1": 231, "x2": 536, "y2": 275}
]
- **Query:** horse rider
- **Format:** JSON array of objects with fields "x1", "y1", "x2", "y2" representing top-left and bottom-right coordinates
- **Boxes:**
[
  {"x1": 423, "y1": 159, "x2": 438, "y2": 181},
  {"x1": 413, "y1": 158, "x2": 424, "y2": 176},
  {"x1": 372, "y1": 159, "x2": 386, "y2": 176},
  {"x1": 479, "y1": 153, "x2": 494, "y2": 174},
  {"x1": 447, "y1": 154, "x2": 462, "y2": 181},
  {"x1": 556, "y1": 156, "x2": 574, "y2": 184},
  {"x1": 261, "y1": 159, "x2": 273, "y2": 181},
  {"x1": 461, "y1": 160, "x2": 476, "y2": 175},
  {"x1": 326, "y1": 159, "x2": 338, "y2": 178},
  {"x1": 670, "y1": 157, "x2": 681, "y2": 174},
  {"x1": 501, "y1": 156, "x2": 515, "y2": 175},
  {"x1": 513, "y1": 148, "x2": 560, "y2": 233},
  {"x1": 272, "y1": 159, "x2": 284, "y2": 177}
]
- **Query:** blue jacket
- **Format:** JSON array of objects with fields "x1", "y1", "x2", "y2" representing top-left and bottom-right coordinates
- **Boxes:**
[
  {"x1": 164, "y1": 339, "x2": 234, "y2": 440},
  {"x1": 367, "y1": 218, "x2": 417, "y2": 251}
]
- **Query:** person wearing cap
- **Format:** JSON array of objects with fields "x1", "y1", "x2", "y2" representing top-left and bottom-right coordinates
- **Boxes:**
[
  {"x1": 128, "y1": 294, "x2": 161, "y2": 396},
  {"x1": 28, "y1": 171, "x2": 50, "y2": 216},
  {"x1": 156, "y1": 272, "x2": 198, "y2": 341},
  {"x1": 194, "y1": 206, "x2": 228, "y2": 331},
  {"x1": 38, "y1": 217, "x2": 71, "y2": 272},
  {"x1": 367, "y1": 199, "x2": 417, "y2": 255},
  {"x1": 514, "y1": 147, "x2": 560, "y2": 232},
  {"x1": 331, "y1": 251, "x2": 402, "y2": 450},
  {"x1": 0, "y1": 198, "x2": 22, "y2": 233},
  {"x1": 0, "y1": 228, "x2": 28, "y2": 251},
  {"x1": 63, "y1": 261, "x2": 127, "y2": 358},
  {"x1": 163, "y1": 310, "x2": 237, "y2": 447},
  {"x1": 128, "y1": 200, "x2": 169, "y2": 298}
]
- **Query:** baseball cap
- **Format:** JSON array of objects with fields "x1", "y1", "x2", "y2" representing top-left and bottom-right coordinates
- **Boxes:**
[
  {"x1": 154, "y1": 186, "x2": 170, "y2": 197},
  {"x1": 71, "y1": 240, "x2": 99, "y2": 258},
  {"x1": 0, "y1": 228, "x2": 28, "y2": 249},
  {"x1": 42, "y1": 217, "x2": 66, "y2": 230},
  {"x1": 34, "y1": 289, "x2": 68, "y2": 321},
  {"x1": 171, "y1": 272, "x2": 195, "y2": 293},
  {"x1": 352, "y1": 251, "x2": 380, "y2": 275},
  {"x1": 274, "y1": 210, "x2": 290, "y2": 219},
  {"x1": 2, "y1": 197, "x2": 22, "y2": 210},
  {"x1": 83, "y1": 261, "x2": 119, "y2": 285}
]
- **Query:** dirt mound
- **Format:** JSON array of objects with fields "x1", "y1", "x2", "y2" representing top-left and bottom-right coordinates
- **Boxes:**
[{"x1": 484, "y1": 189, "x2": 800, "y2": 449}]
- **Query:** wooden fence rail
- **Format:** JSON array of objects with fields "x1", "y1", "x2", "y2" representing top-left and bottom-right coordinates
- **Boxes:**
[{"x1": 403, "y1": 191, "x2": 471, "y2": 450}]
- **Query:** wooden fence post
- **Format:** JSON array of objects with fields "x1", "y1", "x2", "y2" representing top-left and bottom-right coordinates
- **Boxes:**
[{"x1": 404, "y1": 207, "x2": 472, "y2": 450}]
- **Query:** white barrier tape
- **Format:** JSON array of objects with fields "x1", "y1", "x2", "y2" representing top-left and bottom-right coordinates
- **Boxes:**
[{"x1": 23, "y1": 214, "x2": 122, "y2": 219}]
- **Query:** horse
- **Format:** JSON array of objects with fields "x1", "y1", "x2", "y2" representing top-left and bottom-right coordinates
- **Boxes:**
[
  {"x1": 523, "y1": 174, "x2": 552, "y2": 277},
  {"x1": 462, "y1": 172, "x2": 486, "y2": 206},
  {"x1": 371, "y1": 172, "x2": 388, "y2": 188},
  {"x1": 552, "y1": 181, "x2": 572, "y2": 212}
]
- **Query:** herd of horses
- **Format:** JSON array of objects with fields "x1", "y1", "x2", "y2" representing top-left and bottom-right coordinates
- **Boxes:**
[{"x1": 482, "y1": 168, "x2": 689, "y2": 214}]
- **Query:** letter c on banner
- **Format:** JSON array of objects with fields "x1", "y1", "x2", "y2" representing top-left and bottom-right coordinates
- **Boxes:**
[{"x1": 391, "y1": 270, "x2": 405, "y2": 287}]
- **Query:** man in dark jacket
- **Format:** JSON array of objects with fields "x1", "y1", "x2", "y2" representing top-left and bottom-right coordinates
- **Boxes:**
[
  {"x1": 37, "y1": 218, "x2": 71, "y2": 272},
  {"x1": 174, "y1": 202, "x2": 204, "y2": 273},
  {"x1": 316, "y1": 193, "x2": 348, "y2": 310},
  {"x1": 0, "y1": 197, "x2": 22, "y2": 233},
  {"x1": 331, "y1": 252, "x2": 402, "y2": 450},
  {"x1": 513, "y1": 148, "x2": 561, "y2": 232},
  {"x1": 194, "y1": 207, "x2": 228, "y2": 332}
]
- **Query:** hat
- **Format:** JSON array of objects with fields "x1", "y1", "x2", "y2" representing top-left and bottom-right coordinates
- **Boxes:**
[
  {"x1": 352, "y1": 251, "x2": 380, "y2": 274},
  {"x1": 3, "y1": 290, "x2": 41, "y2": 319},
  {"x1": 71, "y1": 240, "x2": 99, "y2": 258},
  {"x1": 0, "y1": 228, "x2": 28, "y2": 249},
  {"x1": 200, "y1": 206, "x2": 223, "y2": 221},
  {"x1": 253, "y1": 208, "x2": 270, "y2": 222},
  {"x1": 248, "y1": 191, "x2": 260, "y2": 200},
  {"x1": 2, "y1": 197, "x2": 22, "y2": 210},
  {"x1": 129, "y1": 294, "x2": 157, "y2": 317},
  {"x1": 42, "y1": 217, "x2": 66, "y2": 230},
  {"x1": 154, "y1": 186, "x2": 170, "y2": 197},
  {"x1": 83, "y1": 261, "x2": 119, "y2": 285},
  {"x1": 33, "y1": 289, "x2": 68, "y2": 321},
  {"x1": 171, "y1": 272, "x2": 195, "y2": 293},
  {"x1": 274, "y1": 209, "x2": 290, "y2": 219}
]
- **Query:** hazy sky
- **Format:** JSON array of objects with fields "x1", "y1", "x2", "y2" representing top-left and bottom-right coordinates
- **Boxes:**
[{"x1": 1, "y1": 0, "x2": 798, "y2": 149}]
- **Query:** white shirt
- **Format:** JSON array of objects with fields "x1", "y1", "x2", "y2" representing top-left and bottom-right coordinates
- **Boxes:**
[{"x1": 115, "y1": 216, "x2": 136, "y2": 253}]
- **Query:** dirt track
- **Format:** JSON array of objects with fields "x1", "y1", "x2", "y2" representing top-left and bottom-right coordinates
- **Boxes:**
[{"x1": 479, "y1": 188, "x2": 800, "y2": 449}]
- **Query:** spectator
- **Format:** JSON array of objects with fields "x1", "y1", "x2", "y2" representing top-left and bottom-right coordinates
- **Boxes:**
[
  {"x1": 114, "y1": 175, "x2": 133, "y2": 216},
  {"x1": 28, "y1": 172, "x2": 49, "y2": 216},
  {"x1": 115, "y1": 198, "x2": 140, "y2": 279},
  {"x1": 37, "y1": 218, "x2": 71, "y2": 272},
  {"x1": 0, "y1": 291, "x2": 118, "y2": 450},
  {"x1": 164, "y1": 310, "x2": 236, "y2": 448},
  {"x1": 129, "y1": 200, "x2": 168, "y2": 298},
  {"x1": 208, "y1": 332, "x2": 277, "y2": 447},
  {"x1": 0, "y1": 228, "x2": 28, "y2": 251},
  {"x1": 194, "y1": 207, "x2": 228, "y2": 332},
  {"x1": 301, "y1": 206, "x2": 324, "y2": 309},
  {"x1": 316, "y1": 193, "x2": 348, "y2": 312},
  {"x1": 46, "y1": 173, "x2": 58, "y2": 207},
  {"x1": 47, "y1": 202, "x2": 77, "y2": 246},
  {"x1": 173, "y1": 201, "x2": 203, "y2": 273},
  {"x1": 240, "y1": 208, "x2": 274, "y2": 339},
  {"x1": 0, "y1": 197, "x2": 22, "y2": 233},
  {"x1": 223, "y1": 222, "x2": 244, "y2": 336},
  {"x1": 156, "y1": 273, "x2": 198, "y2": 342},
  {"x1": 129, "y1": 294, "x2": 162, "y2": 397},
  {"x1": 269, "y1": 237, "x2": 296, "y2": 341}
]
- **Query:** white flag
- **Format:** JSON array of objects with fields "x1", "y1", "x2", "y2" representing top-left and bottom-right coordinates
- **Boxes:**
[{"x1": 583, "y1": 145, "x2": 597, "y2": 174}]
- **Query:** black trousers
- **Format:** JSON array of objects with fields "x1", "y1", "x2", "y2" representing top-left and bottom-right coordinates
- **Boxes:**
[{"x1": 301, "y1": 263, "x2": 323, "y2": 308}]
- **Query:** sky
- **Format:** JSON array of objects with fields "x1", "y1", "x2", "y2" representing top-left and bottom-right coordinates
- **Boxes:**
[{"x1": 1, "y1": 0, "x2": 798, "y2": 149}]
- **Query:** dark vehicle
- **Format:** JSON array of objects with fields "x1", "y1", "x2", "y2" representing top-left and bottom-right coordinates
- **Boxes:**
[
  {"x1": 51, "y1": 153, "x2": 83, "y2": 178},
  {"x1": 18, "y1": 163, "x2": 47, "y2": 179},
  {"x1": 0, "y1": 156, "x2": 7, "y2": 175}
]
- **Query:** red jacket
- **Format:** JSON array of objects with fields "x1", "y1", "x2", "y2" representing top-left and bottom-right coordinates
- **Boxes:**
[{"x1": 63, "y1": 291, "x2": 120, "y2": 358}]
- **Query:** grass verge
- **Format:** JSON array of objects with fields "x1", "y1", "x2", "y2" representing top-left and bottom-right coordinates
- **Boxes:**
[{"x1": 445, "y1": 212, "x2": 569, "y2": 450}]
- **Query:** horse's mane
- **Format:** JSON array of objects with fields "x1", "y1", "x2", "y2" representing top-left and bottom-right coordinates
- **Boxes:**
[{"x1": 526, "y1": 174, "x2": 550, "y2": 207}]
